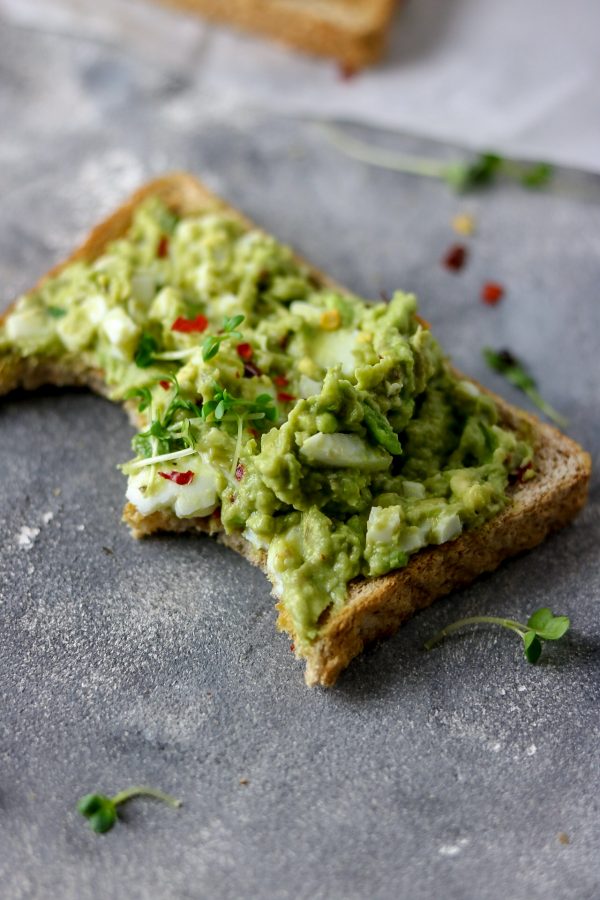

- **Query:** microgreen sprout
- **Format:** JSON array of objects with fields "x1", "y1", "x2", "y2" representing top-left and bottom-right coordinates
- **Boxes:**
[
  {"x1": 424, "y1": 607, "x2": 570, "y2": 663},
  {"x1": 134, "y1": 333, "x2": 160, "y2": 368},
  {"x1": 483, "y1": 348, "x2": 567, "y2": 427},
  {"x1": 322, "y1": 127, "x2": 553, "y2": 193},
  {"x1": 47, "y1": 305, "x2": 67, "y2": 318},
  {"x1": 202, "y1": 314, "x2": 245, "y2": 362},
  {"x1": 201, "y1": 384, "x2": 277, "y2": 474},
  {"x1": 77, "y1": 786, "x2": 181, "y2": 834}
]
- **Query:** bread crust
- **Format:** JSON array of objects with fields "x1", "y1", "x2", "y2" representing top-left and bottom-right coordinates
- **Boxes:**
[
  {"x1": 0, "y1": 172, "x2": 591, "y2": 686},
  {"x1": 150, "y1": 0, "x2": 398, "y2": 68}
]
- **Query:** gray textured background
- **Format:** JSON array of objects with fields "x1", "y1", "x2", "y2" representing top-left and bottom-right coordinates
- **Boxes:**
[{"x1": 1, "y1": 17, "x2": 599, "y2": 900}]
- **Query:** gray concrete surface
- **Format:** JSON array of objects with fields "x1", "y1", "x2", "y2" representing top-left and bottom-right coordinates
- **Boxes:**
[{"x1": 1, "y1": 18, "x2": 599, "y2": 900}]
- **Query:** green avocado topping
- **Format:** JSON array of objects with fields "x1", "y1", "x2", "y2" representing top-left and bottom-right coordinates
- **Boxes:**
[{"x1": 1, "y1": 198, "x2": 533, "y2": 650}]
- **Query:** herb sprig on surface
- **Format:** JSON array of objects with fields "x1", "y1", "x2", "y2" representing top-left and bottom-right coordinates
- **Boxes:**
[
  {"x1": 483, "y1": 348, "x2": 567, "y2": 427},
  {"x1": 424, "y1": 607, "x2": 570, "y2": 663},
  {"x1": 323, "y1": 127, "x2": 553, "y2": 193},
  {"x1": 77, "y1": 786, "x2": 181, "y2": 834}
]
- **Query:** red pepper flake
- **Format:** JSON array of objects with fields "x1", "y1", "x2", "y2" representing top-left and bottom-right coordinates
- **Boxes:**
[
  {"x1": 235, "y1": 463, "x2": 245, "y2": 482},
  {"x1": 248, "y1": 427, "x2": 259, "y2": 439},
  {"x1": 338, "y1": 63, "x2": 358, "y2": 81},
  {"x1": 243, "y1": 361, "x2": 262, "y2": 378},
  {"x1": 236, "y1": 342, "x2": 253, "y2": 361},
  {"x1": 158, "y1": 470, "x2": 194, "y2": 485},
  {"x1": 157, "y1": 236, "x2": 169, "y2": 258},
  {"x1": 481, "y1": 281, "x2": 505, "y2": 305},
  {"x1": 290, "y1": 643, "x2": 295, "y2": 653},
  {"x1": 273, "y1": 374, "x2": 289, "y2": 387},
  {"x1": 171, "y1": 314, "x2": 209, "y2": 333},
  {"x1": 159, "y1": 380, "x2": 171, "y2": 391},
  {"x1": 443, "y1": 244, "x2": 468, "y2": 272},
  {"x1": 277, "y1": 391, "x2": 296, "y2": 403}
]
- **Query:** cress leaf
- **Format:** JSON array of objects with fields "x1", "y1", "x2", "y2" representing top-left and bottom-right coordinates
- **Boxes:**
[
  {"x1": 47, "y1": 305, "x2": 67, "y2": 318},
  {"x1": 521, "y1": 163, "x2": 553, "y2": 188},
  {"x1": 526, "y1": 607, "x2": 554, "y2": 631},
  {"x1": 523, "y1": 631, "x2": 543, "y2": 664},
  {"x1": 124, "y1": 386, "x2": 153, "y2": 412},
  {"x1": 224, "y1": 314, "x2": 245, "y2": 333},
  {"x1": 135, "y1": 333, "x2": 159, "y2": 368},
  {"x1": 533, "y1": 616, "x2": 570, "y2": 641}
]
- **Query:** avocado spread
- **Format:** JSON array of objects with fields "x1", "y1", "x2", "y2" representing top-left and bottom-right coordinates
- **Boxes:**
[{"x1": 1, "y1": 199, "x2": 533, "y2": 650}]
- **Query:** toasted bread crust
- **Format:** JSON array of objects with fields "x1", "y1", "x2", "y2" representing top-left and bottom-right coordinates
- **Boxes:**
[
  {"x1": 0, "y1": 173, "x2": 591, "y2": 686},
  {"x1": 150, "y1": 0, "x2": 398, "y2": 68}
]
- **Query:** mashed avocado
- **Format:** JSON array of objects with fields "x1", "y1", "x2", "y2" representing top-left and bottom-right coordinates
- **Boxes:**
[{"x1": 1, "y1": 198, "x2": 533, "y2": 650}]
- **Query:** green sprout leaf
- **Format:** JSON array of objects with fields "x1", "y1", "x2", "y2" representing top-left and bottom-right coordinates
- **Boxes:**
[
  {"x1": 47, "y1": 305, "x2": 67, "y2": 319},
  {"x1": 424, "y1": 607, "x2": 570, "y2": 665},
  {"x1": 527, "y1": 608, "x2": 570, "y2": 640},
  {"x1": 483, "y1": 347, "x2": 567, "y2": 428},
  {"x1": 202, "y1": 315, "x2": 245, "y2": 362},
  {"x1": 124, "y1": 386, "x2": 153, "y2": 413},
  {"x1": 77, "y1": 794, "x2": 117, "y2": 834},
  {"x1": 523, "y1": 630, "x2": 542, "y2": 663},
  {"x1": 135, "y1": 333, "x2": 159, "y2": 368},
  {"x1": 77, "y1": 786, "x2": 181, "y2": 835}
]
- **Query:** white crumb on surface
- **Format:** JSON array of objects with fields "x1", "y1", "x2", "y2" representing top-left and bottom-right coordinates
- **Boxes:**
[
  {"x1": 16, "y1": 526, "x2": 40, "y2": 549},
  {"x1": 42, "y1": 511, "x2": 54, "y2": 525},
  {"x1": 439, "y1": 838, "x2": 469, "y2": 857},
  {"x1": 491, "y1": 742, "x2": 502, "y2": 752},
  {"x1": 526, "y1": 744, "x2": 537, "y2": 756},
  {"x1": 76, "y1": 524, "x2": 85, "y2": 531},
  {"x1": 517, "y1": 684, "x2": 527, "y2": 692}
]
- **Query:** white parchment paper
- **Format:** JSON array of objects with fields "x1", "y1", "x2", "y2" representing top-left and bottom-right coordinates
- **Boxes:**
[{"x1": 2, "y1": 0, "x2": 598, "y2": 171}]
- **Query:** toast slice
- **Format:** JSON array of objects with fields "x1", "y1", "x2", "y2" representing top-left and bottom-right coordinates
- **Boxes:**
[
  {"x1": 0, "y1": 173, "x2": 591, "y2": 686},
  {"x1": 151, "y1": 0, "x2": 398, "y2": 68}
]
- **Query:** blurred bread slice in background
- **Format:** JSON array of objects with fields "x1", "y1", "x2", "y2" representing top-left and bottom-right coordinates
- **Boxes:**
[{"x1": 151, "y1": 0, "x2": 399, "y2": 68}]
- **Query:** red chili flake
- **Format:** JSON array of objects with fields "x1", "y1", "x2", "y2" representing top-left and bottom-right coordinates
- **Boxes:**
[
  {"x1": 290, "y1": 643, "x2": 295, "y2": 653},
  {"x1": 158, "y1": 470, "x2": 194, "y2": 485},
  {"x1": 273, "y1": 374, "x2": 289, "y2": 387},
  {"x1": 277, "y1": 391, "x2": 296, "y2": 403},
  {"x1": 157, "y1": 236, "x2": 170, "y2": 258},
  {"x1": 159, "y1": 380, "x2": 171, "y2": 391},
  {"x1": 248, "y1": 427, "x2": 259, "y2": 439},
  {"x1": 243, "y1": 361, "x2": 262, "y2": 378},
  {"x1": 338, "y1": 63, "x2": 358, "y2": 81},
  {"x1": 443, "y1": 244, "x2": 468, "y2": 272},
  {"x1": 171, "y1": 314, "x2": 209, "y2": 333},
  {"x1": 235, "y1": 463, "x2": 245, "y2": 482},
  {"x1": 481, "y1": 281, "x2": 505, "y2": 305},
  {"x1": 236, "y1": 342, "x2": 253, "y2": 361}
]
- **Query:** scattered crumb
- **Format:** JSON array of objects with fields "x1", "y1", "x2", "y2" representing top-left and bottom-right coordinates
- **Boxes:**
[
  {"x1": 239, "y1": 778, "x2": 249, "y2": 786},
  {"x1": 52, "y1": 487, "x2": 61, "y2": 497},
  {"x1": 491, "y1": 742, "x2": 502, "y2": 753},
  {"x1": 42, "y1": 511, "x2": 54, "y2": 525},
  {"x1": 452, "y1": 213, "x2": 475, "y2": 236},
  {"x1": 526, "y1": 744, "x2": 537, "y2": 756},
  {"x1": 17, "y1": 525, "x2": 40, "y2": 550},
  {"x1": 439, "y1": 838, "x2": 469, "y2": 857},
  {"x1": 27, "y1": 563, "x2": 35, "y2": 575},
  {"x1": 517, "y1": 684, "x2": 527, "y2": 692},
  {"x1": 557, "y1": 832, "x2": 570, "y2": 845},
  {"x1": 76, "y1": 524, "x2": 85, "y2": 532},
  {"x1": 102, "y1": 546, "x2": 113, "y2": 555}
]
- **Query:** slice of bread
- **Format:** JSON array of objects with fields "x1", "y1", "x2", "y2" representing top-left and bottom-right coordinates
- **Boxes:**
[
  {"x1": 0, "y1": 173, "x2": 591, "y2": 686},
  {"x1": 151, "y1": 0, "x2": 398, "y2": 68}
]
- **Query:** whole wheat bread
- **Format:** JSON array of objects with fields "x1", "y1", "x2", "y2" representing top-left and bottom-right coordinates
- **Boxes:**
[
  {"x1": 0, "y1": 173, "x2": 591, "y2": 686},
  {"x1": 151, "y1": 0, "x2": 398, "y2": 68}
]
